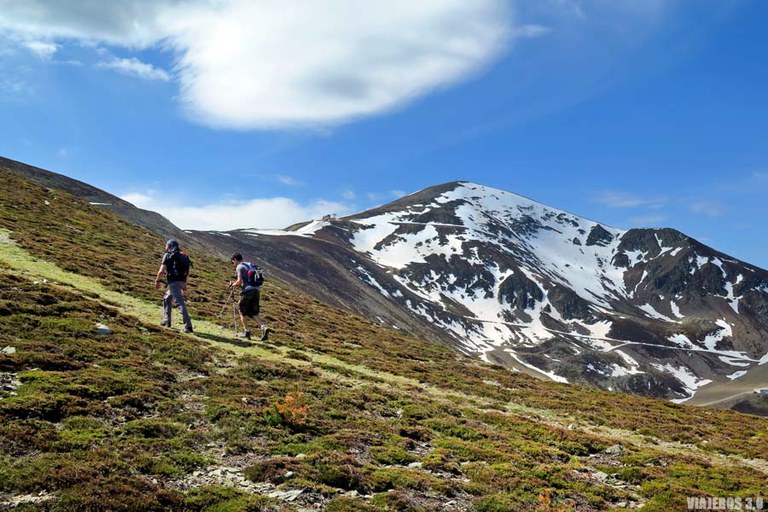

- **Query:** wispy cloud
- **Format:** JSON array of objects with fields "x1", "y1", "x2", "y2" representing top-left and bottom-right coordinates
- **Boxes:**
[
  {"x1": 550, "y1": 0, "x2": 670, "y2": 21},
  {"x1": 22, "y1": 40, "x2": 59, "y2": 59},
  {"x1": 97, "y1": 56, "x2": 170, "y2": 81},
  {"x1": 56, "y1": 59, "x2": 85, "y2": 67},
  {"x1": 0, "y1": 0, "x2": 511, "y2": 129},
  {"x1": 511, "y1": 24, "x2": 552, "y2": 39},
  {"x1": 121, "y1": 191, "x2": 355, "y2": 230},
  {"x1": 0, "y1": 77, "x2": 27, "y2": 98},
  {"x1": 592, "y1": 190, "x2": 668, "y2": 209},
  {"x1": 341, "y1": 189, "x2": 356, "y2": 200},
  {"x1": 688, "y1": 200, "x2": 725, "y2": 218},
  {"x1": 276, "y1": 175, "x2": 303, "y2": 187}
]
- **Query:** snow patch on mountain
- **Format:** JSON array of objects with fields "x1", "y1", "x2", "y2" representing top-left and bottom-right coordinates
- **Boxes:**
[
  {"x1": 250, "y1": 181, "x2": 768, "y2": 400},
  {"x1": 639, "y1": 303, "x2": 677, "y2": 323},
  {"x1": 504, "y1": 349, "x2": 569, "y2": 383},
  {"x1": 652, "y1": 363, "x2": 712, "y2": 399},
  {"x1": 669, "y1": 334, "x2": 696, "y2": 349},
  {"x1": 355, "y1": 264, "x2": 392, "y2": 298},
  {"x1": 295, "y1": 219, "x2": 331, "y2": 236},
  {"x1": 727, "y1": 370, "x2": 748, "y2": 380},
  {"x1": 719, "y1": 356, "x2": 751, "y2": 367},
  {"x1": 614, "y1": 350, "x2": 643, "y2": 372},
  {"x1": 722, "y1": 279, "x2": 742, "y2": 314},
  {"x1": 702, "y1": 319, "x2": 732, "y2": 351},
  {"x1": 610, "y1": 362, "x2": 644, "y2": 377}
]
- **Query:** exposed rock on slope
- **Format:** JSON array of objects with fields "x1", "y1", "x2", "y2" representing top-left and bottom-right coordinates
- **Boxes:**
[{"x1": 206, "y1": 182, "x2": 768, "y2": 401}]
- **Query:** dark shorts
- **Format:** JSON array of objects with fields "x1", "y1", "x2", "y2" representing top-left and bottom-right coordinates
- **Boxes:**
[{"x1": 238, "y1": 288, "x2": 260, "y2": 317}]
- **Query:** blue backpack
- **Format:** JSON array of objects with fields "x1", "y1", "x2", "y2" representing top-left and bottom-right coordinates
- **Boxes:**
[{"x1": 244, "y1": 262, "x2": 264, "y2": 287}]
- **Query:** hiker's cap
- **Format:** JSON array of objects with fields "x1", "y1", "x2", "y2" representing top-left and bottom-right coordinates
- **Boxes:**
[{"x1": 166, "y1": 239, "x2": 179, "y2": 250}]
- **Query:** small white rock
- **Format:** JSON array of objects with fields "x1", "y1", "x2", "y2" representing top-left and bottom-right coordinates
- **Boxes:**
[{"x1": 268, "y1": 489, "x2": 304, "y2": 502}]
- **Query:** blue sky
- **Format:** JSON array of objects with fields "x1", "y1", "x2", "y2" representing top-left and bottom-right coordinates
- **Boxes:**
[{"x1": 1, "y1": 0, "x2": 766, "y2": 268}]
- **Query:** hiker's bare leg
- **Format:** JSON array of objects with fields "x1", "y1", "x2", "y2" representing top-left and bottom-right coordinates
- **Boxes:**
[{"x1": 239, "y1": 313, "x2": 250, "y2": 333}]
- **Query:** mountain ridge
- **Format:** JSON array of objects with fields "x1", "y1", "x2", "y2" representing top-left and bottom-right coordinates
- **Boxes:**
[
  {"x1": 2, "y1": 157, "x2": 768, "y2": 510},
  {"x1": 0, "y1": 155, "x2": 185, "y2": 241},
  {"x1": 2, "y1": 155, "x2": 767, "y2": 403},
  {"x1": 214, "y1": 181, "x2": 768, "y2": 402}
]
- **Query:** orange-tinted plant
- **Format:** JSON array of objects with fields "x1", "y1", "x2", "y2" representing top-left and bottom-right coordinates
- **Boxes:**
[{"x1": 265, "y1": 391, "x2": 309, "y2": 428}]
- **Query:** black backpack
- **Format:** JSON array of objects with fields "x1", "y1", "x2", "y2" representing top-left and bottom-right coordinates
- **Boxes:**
[
  {"x1": 167, "y1": 251, "x2": 191, "y2": 281},
  {"x1": 244, "y1": 262, "x2": 264, "y2": 287}
]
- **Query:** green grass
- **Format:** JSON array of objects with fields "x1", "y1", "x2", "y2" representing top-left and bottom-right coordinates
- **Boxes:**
[{"x1": 1, "y1": 167, "x2": 767, "y2": 511}]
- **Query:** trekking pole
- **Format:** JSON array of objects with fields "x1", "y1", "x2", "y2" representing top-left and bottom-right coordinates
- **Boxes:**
[
  {"x1": 232, "y1": 297, "x2": 239, "y2": 336},
  {"x1": 218, "y1": 285, "x2": 235, "y2": 317}
]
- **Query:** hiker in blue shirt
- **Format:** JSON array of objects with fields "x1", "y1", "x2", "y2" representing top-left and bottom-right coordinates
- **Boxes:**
[
  {"x1": 229, "y1": 252, "x2": 268, "y2": 341},
  {"x1": 154, "y1": 239, "x2": 193, "y2": 333}
]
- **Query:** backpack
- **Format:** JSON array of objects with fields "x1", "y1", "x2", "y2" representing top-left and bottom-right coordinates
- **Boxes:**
[
  {"x1": 244, "y1": 262, "x2": 264, "y2": 287},
  {"x1": 167, "y1": 251, "x2": 191, "y2": 281}
]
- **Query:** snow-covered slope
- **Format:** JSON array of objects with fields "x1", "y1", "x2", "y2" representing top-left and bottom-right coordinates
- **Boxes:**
[
  {"x1": 210, "y1": 181, "x2": 768, "y2": 401},
  {"x1": 346, "y1": 183, "x2": 629, "y2": 346}
]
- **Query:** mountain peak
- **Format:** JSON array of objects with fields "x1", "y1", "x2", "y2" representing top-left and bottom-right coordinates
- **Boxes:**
[
  {"x1": 347, "y1": 180, "x2": 620, "y2": 238},
  {"x1": 193, "y1": 177, "x2": 768, "y2": 402},
  {"x1": 248, "y1": 179, "x2": 768, "y2": 401}
]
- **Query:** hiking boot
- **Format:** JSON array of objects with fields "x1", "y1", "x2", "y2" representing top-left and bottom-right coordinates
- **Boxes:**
[
  {"x1": 260, "y1": 325, "x2": 269, "y2": 341},
  {"x1": 184, "y1": 326, "x2": 194, "y2": 334},
  {"x1": 160, "y1": 320, "x2": 171, "y2": 327},
  {"x1": 234, "y1": 330, "x2": 251, "y2": 340}
]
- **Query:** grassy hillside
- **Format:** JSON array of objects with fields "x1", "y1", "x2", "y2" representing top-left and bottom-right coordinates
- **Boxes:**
[{"x1": 1, "y1": 169, "x2": 767, "y2": 511}]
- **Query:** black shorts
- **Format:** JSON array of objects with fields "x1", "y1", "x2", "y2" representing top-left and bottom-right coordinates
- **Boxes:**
[{"x1": 238, "y1": 288, "x2": 260, "y2": 317}]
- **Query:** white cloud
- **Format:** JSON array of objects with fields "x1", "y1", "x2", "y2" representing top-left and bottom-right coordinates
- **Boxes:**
[
  {"x1": 341, "y1": 189, "x2": 356, "y2": 200},
  {"x1": 276, "y1": 175, "x2": 302, "y2": 187},
  {"x1": 121, "y1": 192, "x2": 156, "y2": 207},
  {"x1": 592, "y1": 190, "x2": 667, "y2": 209},
  {"x1": 22, "y1": 40, "x2": 58, "y2": 59},
  {"x1": 168, "y1": 0, "x2": 512, "y2": 129},
  {"x1": 0, "y1": 0, "x2": 511, "y2": 129},
  {"x1": 97, "y1": 56, "x2": 170, "y2": 81},
  {"x1": 0, "y1": 1, "x2": 174, "y2": 46},
  {"x1": 121, "y1": 191, "x2": 355, "y2": 230}
]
